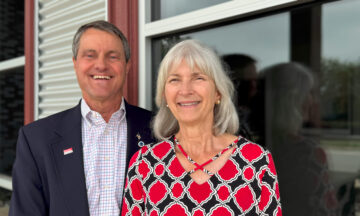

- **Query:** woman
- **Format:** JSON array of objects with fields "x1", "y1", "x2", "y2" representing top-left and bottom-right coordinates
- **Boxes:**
[{"x1": 121, "y1": 40, "x2": 281, "y2": 216}]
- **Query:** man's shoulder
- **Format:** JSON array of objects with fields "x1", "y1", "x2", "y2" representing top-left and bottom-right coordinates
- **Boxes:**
[
  {"x1": 23, "y1": 105, "x2": 80, "y2": 132},
  {"x1": 125, "y1": 102, "x2": 153, "y2": 120},
  {"x1": 126, "y1": 103, "x2": 152, "y2": 114}
]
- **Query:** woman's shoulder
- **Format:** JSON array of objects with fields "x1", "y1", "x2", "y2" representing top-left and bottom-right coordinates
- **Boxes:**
[
  {"x1": 236, "y1": 135, "x2": 267, "y2": 150},
  {"x1": 235, "y1": 135, "x2": 277, "y2": 175},
  {"x1": 235, "y1": 135, "x2": 272, "y2": 160},
  {"x1": 144, "y1": 138, "x2": 175, "y2": 151},
  {"x1": 128, "y1": 139, "x2": 174, "y2": 168},
  {"x1": 132, "y1": 138, "x2": 175, "y2": 160}
]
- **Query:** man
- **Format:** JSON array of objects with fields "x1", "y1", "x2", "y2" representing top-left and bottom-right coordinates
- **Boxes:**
[{"x1": 10, "y1": 20, "x2": 154, "y2": 216}]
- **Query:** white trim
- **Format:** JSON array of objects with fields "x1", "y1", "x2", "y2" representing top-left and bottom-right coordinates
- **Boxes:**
[
  {"x1": 35, "y1": 0, "x2": 40, "y2": 120},
  {"x1": 0, "y1": 56, "x2": 25, "y2": 72},
  {"x1": 144, "y1": 0, "x2": 298, "y2": 37},
  {"x1": 138, "y1": 0, "x2": 154, "y2": 110},
  {"x1": 105, "y1": 0, "x2": 108, "y2": 21},
  {"x1": 138, "y1": 0, "x2": 152, "y2": 109},
  {"x1": 0, "y1": 174, "x2": 12, "y2": 191}
]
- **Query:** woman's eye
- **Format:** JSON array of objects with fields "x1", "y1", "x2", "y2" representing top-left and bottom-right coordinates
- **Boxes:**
[{"x1": 169, "y1": 78, "x2": 178, "y2": 83}]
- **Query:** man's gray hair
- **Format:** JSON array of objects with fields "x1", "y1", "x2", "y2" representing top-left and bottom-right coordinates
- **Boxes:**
[
  {"x1": 153, "y1": 39, "x2": 239, "y2": 140},
  {"x1": 72, "y1": 20, "x2": 130, "y2": 62}
]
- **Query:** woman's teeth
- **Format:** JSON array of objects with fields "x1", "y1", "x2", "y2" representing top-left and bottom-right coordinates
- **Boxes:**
[{"x1": 179, "y1": 102, "x2": 199, "y2": 106}]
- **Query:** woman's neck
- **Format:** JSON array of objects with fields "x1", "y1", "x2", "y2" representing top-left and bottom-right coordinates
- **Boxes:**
[{"x1": 175, "y1": 128, "x2": 236, "y2": 164}]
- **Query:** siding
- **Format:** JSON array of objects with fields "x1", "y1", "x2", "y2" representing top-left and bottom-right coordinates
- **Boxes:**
[{"x1": 36, "y1": 0, "x2": 106, "y2": 119}]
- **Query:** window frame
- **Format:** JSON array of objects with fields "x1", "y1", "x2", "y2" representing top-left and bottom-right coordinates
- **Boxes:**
[{"x1": 138, "y1": 0, "x2": 311, "y2": 110}]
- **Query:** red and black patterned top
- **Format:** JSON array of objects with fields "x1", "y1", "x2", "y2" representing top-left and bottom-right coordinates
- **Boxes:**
[{"x1": 121, "y1": 136, "x2": 282, "y2": 216}]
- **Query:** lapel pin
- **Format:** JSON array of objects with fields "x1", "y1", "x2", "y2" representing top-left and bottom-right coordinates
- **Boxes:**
[
  {"x1": 63, "y1": 147, "x2": 73, "y2": 155},
  {"x1": 136, "y1": 132, "x2": 144, "y2": 147},
  {"x1": 138, "y1": 141, "x2": 145, "y2": 147},
  {"x1": 136, "y1": 133, "x2": 141, "y2": 140}
]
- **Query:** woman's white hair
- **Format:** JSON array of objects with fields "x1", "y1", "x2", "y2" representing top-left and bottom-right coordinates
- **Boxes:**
[{"x1": 153, "y1": 39, "x2": 239, "y2": 140}]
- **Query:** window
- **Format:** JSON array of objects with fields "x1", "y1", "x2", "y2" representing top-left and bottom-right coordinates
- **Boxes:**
[
  {"x1": 0, "y1": 0, "x2": 24, "y2": 213},
  {"x1": 141, "y1": 0, "x2": 360, "y2": 214},
  {"x1": 150, "y1": 0, "x2": 230, "y2": 21}
]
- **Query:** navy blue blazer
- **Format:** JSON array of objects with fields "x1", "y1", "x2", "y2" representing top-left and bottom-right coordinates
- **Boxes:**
[{"x1": 9, "y1": 101, "x2": 155, "y2": 216}]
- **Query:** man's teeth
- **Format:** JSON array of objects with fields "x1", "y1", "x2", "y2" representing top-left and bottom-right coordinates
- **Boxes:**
[
  {"x1": 93, "y1": 75, "x2": 111, "y2": 80},
  {"x1": 179, "y1": 102, "x2": 199, "y2": 106}
]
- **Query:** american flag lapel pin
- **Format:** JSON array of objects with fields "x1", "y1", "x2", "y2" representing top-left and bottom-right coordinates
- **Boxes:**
[{"x1": 63, "y1": 147, "x2": 73, "y2": 155}]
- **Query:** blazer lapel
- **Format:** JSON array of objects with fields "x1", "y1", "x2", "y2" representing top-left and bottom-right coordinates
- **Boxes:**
[
  {"x1": 125, "y1": 101, "x2": 141, "y2": 165},
  {"x1": 50, "y1": 104, "x2": 90, "y2": 216},
  {"x1": 124, "y1": 101, "x2": 154, "y2": 166}
]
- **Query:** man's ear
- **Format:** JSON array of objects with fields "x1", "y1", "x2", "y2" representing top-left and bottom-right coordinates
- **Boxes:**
[
  {"x1": 72, "y1": 57, "x2": 77, "y2": 69},
  {"x1": 125, "y1": 59, "x2": 131, "y2": 75}
]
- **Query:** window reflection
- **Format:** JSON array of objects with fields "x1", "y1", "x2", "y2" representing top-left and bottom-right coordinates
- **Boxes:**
[
  {"x1": 0, "y1": 0, "x2": 24, "y2": 183},
  {"x1": 261, "y1": 63, "x2": 338, "y2": 215},
  {"x1": 150, "y1": 0, "x2": 230, "y2": 21},
  {"x1": 222, "y1": 54, "x2": 259, "y2": 142},
  {"x1": 0, "y1": 68, "x2": 23, "y2": 176},
  {"x1": 151, "y1": 0, "x2": 360, "y2": 214}
]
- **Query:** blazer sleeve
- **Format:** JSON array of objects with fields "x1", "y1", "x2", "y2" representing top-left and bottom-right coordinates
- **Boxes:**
[{"x1": 9, "y1": 127, "x2": 48, "y2": 216}]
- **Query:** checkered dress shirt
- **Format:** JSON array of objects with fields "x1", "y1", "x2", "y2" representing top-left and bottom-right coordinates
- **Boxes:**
[{"x1": 81, "y1": 99, "x2": 127, "y2": 216}]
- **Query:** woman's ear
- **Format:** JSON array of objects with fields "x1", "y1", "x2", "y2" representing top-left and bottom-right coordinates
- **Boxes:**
[{"x1": 216, "y1": 90, "x2": 221, "y2": 102}]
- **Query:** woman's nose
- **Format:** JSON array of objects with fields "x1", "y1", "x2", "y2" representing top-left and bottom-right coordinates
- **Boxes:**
[{"x1": 179, "y1": 81, "x2": 194, "y2": 95}]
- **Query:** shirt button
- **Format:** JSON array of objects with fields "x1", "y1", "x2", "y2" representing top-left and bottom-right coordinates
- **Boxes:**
[
  {"x1": 104, "y1": 130, "x2": 109, "y2": 135},
  {"x1": 104, "y1": 156, "x2": 109, "y2": 160}
]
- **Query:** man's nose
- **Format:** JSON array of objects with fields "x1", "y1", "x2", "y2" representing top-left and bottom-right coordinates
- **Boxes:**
[{"x1": 95, "y1": 56, "x2": 107, "y2": 71}]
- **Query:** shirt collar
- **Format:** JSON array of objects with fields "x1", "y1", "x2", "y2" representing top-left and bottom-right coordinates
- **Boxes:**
[{"x1": 81, "y1": 98, "x2": 126, "y2": 126}]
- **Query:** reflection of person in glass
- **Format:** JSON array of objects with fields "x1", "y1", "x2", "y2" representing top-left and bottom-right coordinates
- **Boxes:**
[
  {"x1": 121, "y1": 40, "x2": 282, "y2": 215},
  {"x1": 222, "y1": 54, "x2": 258, "y2": 142},
  {"x1": 260, "y1": 62, "x2": 338, "y2": 216}
]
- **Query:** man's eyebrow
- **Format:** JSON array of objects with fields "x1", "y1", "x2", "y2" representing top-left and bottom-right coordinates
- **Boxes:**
[
  {"x1": 107, "y1": 50, "x2": 121, "y2": 55},
  {"x1": 82, "y1": 49, "x2": 96, "y2": 53}
]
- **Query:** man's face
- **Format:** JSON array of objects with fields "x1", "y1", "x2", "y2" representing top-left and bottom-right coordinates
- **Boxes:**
[{"x1": 73, "y1": 28, "x2": 130, "y2": 105}]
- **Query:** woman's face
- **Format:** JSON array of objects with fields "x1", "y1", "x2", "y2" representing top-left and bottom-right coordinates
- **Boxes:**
[{"x1": 164, "y1": 60, "x2": 220, "y2": 127}]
